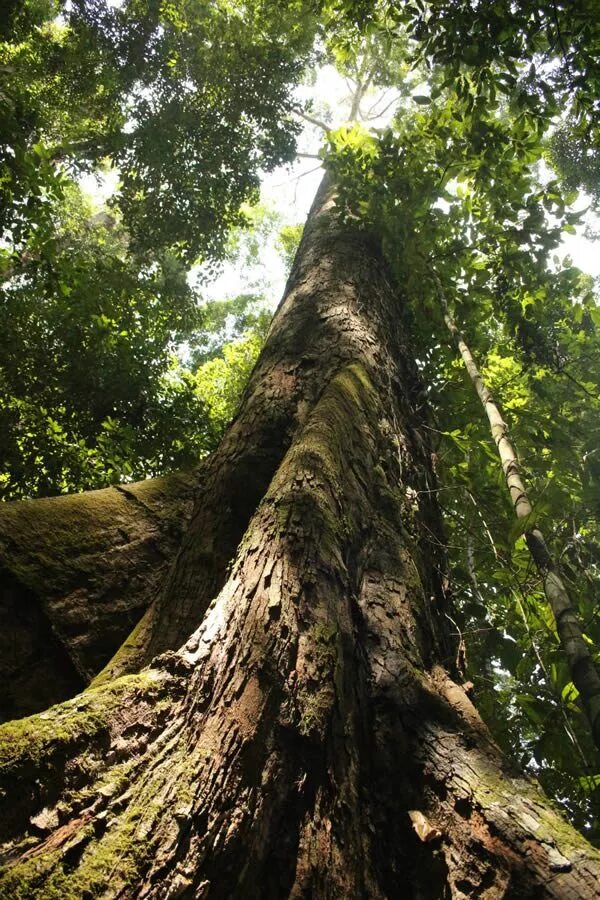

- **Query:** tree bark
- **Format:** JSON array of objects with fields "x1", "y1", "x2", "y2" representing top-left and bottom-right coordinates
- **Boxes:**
[
  {"x1": 1, "y1": 178, "x2": 599, "y2": 898},
  {"x1": 0, "y1": 472, "x2": 194, "y2": 721},
  {"x1": 96, "y1": 174, "x2": 435, "y2": 682}
]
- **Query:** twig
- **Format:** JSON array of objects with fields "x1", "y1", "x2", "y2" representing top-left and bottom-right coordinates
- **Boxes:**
[{"x1": 294, "y1": 109, "x2": 330, "y2": 132}]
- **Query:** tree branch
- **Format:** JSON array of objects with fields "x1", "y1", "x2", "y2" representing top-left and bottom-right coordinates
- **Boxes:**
[
  {"x1": 294, "y1": 109, "x2": 330, "y2": 133},
  {"x1": 363, "y1": 91, "x2": 400, "y2": 122}
]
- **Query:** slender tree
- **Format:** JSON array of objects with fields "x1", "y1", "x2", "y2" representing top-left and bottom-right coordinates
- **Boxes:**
[{"x1": 436, "y1": 273, "x2": 600, "y2": 750}]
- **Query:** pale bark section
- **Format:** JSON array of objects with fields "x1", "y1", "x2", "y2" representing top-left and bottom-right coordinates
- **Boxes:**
[
  {"x1": 438, "y1": 282, "x2": 600, "y2": 750},
  {"x1": 0, "y1": 472, "x2": 194, "y2": 720}
]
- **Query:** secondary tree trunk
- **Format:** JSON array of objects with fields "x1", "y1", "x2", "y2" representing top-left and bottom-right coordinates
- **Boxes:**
[
  {"x1": 0, "y1": 472, "x2": 194, "y2": 721},
  {"x1": 435, "y1": 274, "x2": 600, "y2": 750},
  {"x1": 1, "y1": 177, "x2": 599, "y2": 898}
]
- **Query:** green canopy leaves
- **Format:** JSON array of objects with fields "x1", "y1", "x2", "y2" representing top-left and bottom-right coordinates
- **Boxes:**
[
  {"x1": 0, "y1": 0, "x2": 318, "y2": 497},
  {"x1": 1, "y1": 0, "x2": 318, "y2": 263}
]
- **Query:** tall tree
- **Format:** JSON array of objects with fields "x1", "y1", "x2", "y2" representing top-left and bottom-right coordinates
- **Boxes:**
[
  {"x1": 2, "y1": 174, "x2": 600, "y2": 898},
  {"x1": 2, "y1": 2, "x2": 600, "y2": 896}
]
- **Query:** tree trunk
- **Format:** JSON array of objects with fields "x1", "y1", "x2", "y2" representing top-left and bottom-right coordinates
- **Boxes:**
[{"x1": 1, "y1": 177, "x2": 599, "y2": 898}]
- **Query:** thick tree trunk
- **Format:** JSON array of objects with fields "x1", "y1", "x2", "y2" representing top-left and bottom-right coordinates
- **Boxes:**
[
  {"x1": 95, "y1": 174, "x2": 435, "y2": 683},
  {"x1": 1, "y1": 178, "x2": 599, "y2": 898}
]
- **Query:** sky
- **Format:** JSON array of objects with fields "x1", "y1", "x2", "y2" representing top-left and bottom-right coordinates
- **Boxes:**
[
  {"x1": 197, "y1": 64, "x2": 408, "y2": 304},
  {"x1": 560, "y1": 207, "x2": 600, "y2": 277},
  {"x1": 82, "y1": 61, "x2": 600, "y2": 312}
]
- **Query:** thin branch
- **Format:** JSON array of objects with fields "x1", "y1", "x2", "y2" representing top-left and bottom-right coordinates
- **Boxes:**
[
  {"x1": 465, "y1": 489, "x2": 498, "y2": 560},
  {"x1": 343, "y1": 75, "x2": 356, "y2": 96},
  {"x1": 559, "y1": 367, "x2": 597, "y2": 399},
  {"x1": 294, "y1": 110, "x2": 330, "y2": 133},
  {"x1": 363, "y1": 92, "x2": 400, "y2": 122},
  {"x1": 295, "y1": 164, "x2": 323, "y2": 179},
  {"x1": 295, "y1": 152, "x2": 323, "y2": 160},
  {"x1": 444, "y1": 611, "x2": 467, "y2": 675},
  {"x1": 364, "y1": 86, "x2": 394, "y2": 119},
  {"x1": 271, "y1": 164, "x2": 323, "y2": 189}
]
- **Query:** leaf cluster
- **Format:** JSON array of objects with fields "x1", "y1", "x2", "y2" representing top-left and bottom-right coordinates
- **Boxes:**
[{"x1": 1, "y1": 0, "x2": 318, "y2": 264}]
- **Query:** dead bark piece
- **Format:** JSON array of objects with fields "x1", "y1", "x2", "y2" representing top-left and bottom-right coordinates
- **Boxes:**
[
  {"x1": 20, "y1": 812, "x2": 93, "y2": 862},
  {"x1": 408, "y1": 810, "x2": 443, "y2": 843},
  {"x1": 29, "y1": 808, "x2": 59, "y2": 835}
]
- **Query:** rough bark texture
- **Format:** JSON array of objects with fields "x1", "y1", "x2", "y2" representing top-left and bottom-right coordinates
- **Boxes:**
[
  {"x1": 96, "y1": 174, "x2": 436, "y2": 682},
  {"x1": 0, "y1": 472, "x2": 194, "y2": 721},
  {"x1": 1, "y1": 179, "x2": 599, "y2": 898}
]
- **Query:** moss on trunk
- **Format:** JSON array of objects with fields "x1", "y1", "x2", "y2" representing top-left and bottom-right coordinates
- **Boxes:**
[{"x1": 0, "y1": 473, "x2": 194, "y2": 720}]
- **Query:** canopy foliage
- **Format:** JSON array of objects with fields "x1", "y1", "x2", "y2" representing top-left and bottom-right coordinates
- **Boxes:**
[{"x1": 0, "y1": 0, "x2": 311, "y2": 497}]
